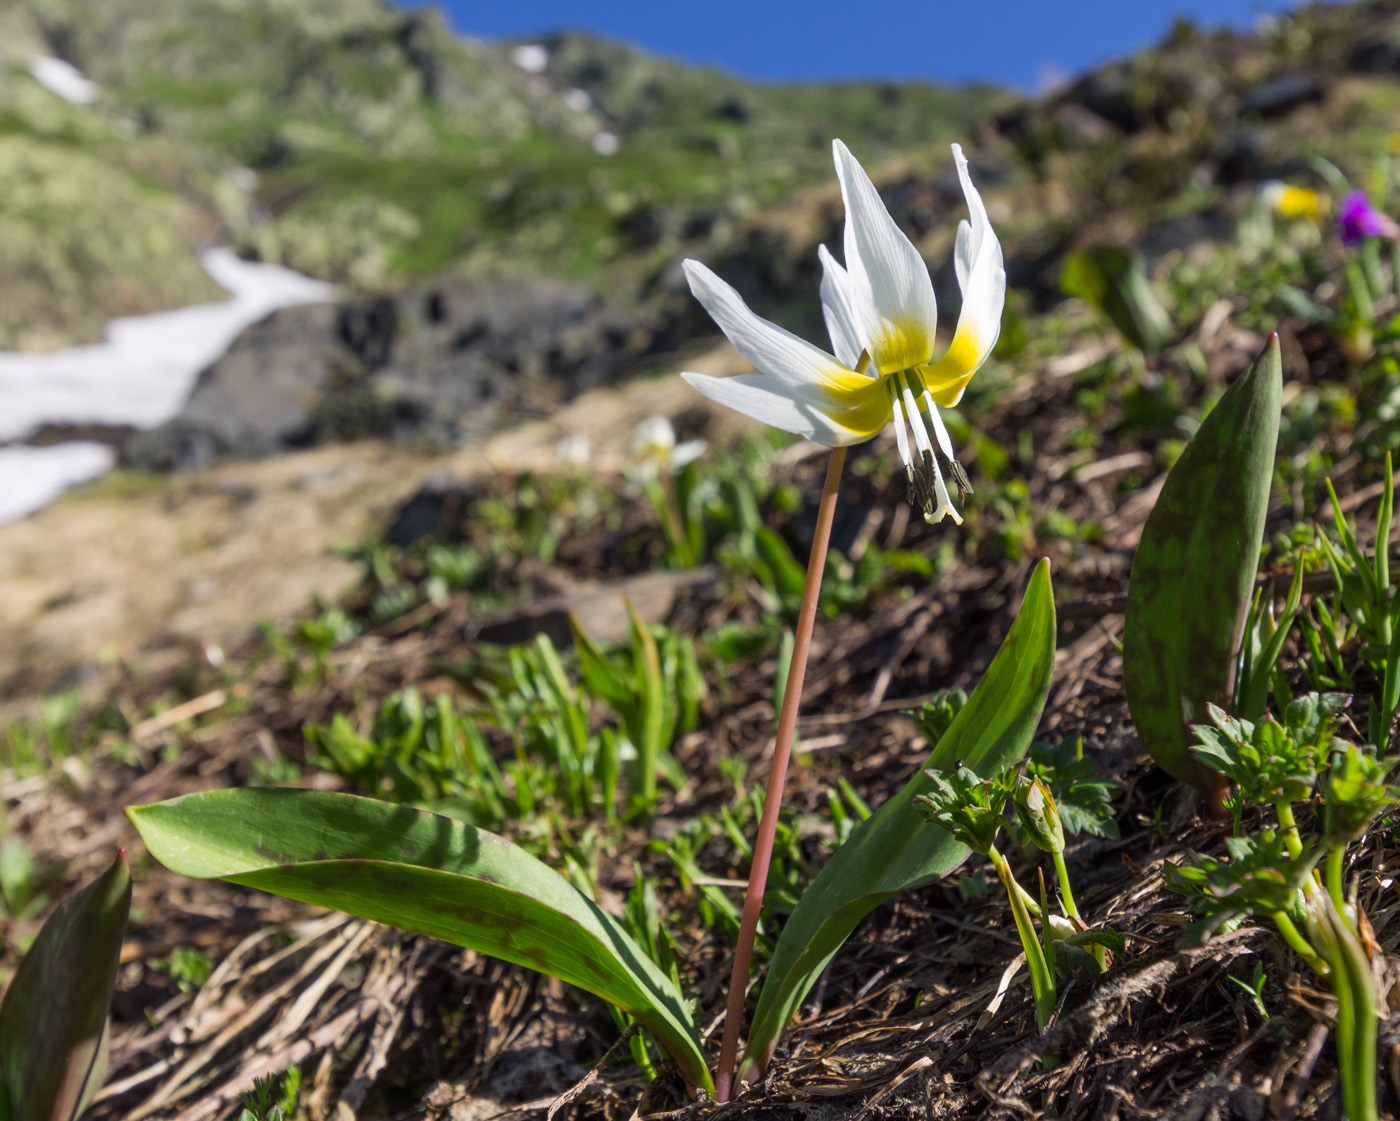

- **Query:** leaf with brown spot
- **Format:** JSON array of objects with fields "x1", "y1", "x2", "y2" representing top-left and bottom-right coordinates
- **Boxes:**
[
  {"x1": 1123, "y1": 336, "x2": 1282, "y2": 804},
  {"x1": 127, "y1": 791, "x2": 711, "y2": 1094},
  {"x1": 0, "y1": 853, "x2": 130, "y2": 1121}
]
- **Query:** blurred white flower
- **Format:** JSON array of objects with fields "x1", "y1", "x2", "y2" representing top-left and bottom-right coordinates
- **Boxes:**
[
  {"x1": 631, "y1": 415, "x2": 706, "y2": 475},
  {"x1": 556, "y1": 433, "x2": 591, "y2": 469},
  {"x1": 680, "y1": 141, "x2": 1004, "y2": 524}
]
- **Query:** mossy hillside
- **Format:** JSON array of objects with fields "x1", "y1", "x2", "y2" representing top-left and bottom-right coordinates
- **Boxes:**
[
  {"x1": 0, "y1": 130, "x2": 220, "y2": 350},
  {"x1": 8, "y1": 0, "x2": 1400, "y2": 354}
]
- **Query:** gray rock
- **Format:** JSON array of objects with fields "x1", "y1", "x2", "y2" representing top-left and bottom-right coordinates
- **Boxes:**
[{"x1": 125, "y1": 272, "x2": 657, "y2": 471}]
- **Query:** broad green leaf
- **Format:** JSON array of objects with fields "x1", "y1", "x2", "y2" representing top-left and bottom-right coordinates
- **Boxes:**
[
  {"x1": 741, "y1": 559, "x2": 1056, "y2": 1080},
  {"x1": 1122, "y1": 336, "x2": 1282, "y2": 803},
  {"x1": 1061, "y1": 246, "x2": 1172, "y2": 355},
  {"x1": 128, "y1": 791, "x2": 711, "y2": 1093},
  {"x1": 0, "y1": 853, "x2": 130, "y2": 1121}
]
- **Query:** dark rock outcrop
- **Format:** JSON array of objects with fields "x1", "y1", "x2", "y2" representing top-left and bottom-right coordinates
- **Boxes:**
[{"x1": 125, "y1": 273, "x2": 657, "y2": 471}]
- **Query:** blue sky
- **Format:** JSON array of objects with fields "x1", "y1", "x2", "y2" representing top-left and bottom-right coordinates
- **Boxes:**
[{"x1": 399, "y1": 1, "x2": 1300, "y2": 90}]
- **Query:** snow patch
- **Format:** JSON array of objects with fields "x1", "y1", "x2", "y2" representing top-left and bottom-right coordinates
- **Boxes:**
[
  {"x1": 0, "y1": 248, "x2": 335, "y2": 523},
  {"x1": 29, "y1": 56, "x2": 100, "y2": 104},
  {"x1": 0, "y1": 443, "x2": 116, "y2": 524},
  {"x1": 511, "y1": 44, "x2": 549, "y2": 74}
]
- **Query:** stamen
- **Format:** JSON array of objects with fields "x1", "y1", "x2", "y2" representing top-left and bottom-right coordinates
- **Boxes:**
[
  {"x1": 920, "y1": 387, "x2": 956, "y2": 462},
  {"x1": 950, "y1": 460, "x2": 974, "y2": 502},
  {"x1": 889, "y1": 391, "x2": 914, "y2": 473},
  {"x1": 899, "y1": 374, "x2": 932, "y2": 457}
]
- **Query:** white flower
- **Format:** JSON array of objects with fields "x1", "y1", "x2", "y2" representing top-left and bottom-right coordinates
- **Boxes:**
[
  {"x1": 680, "y1": 141, "x2": 1005, "y2": 524},
  {"x1": 630, "y1": 415, "x2": 706, "y2": 474},
  {"x1": 556, "y1": 433, "x2": 591, "y2": 469}
]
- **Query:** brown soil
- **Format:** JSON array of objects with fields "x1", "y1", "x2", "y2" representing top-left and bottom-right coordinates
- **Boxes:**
[{"x1": 5, "y1": 324, "x2": 1400, "y2": 1121}]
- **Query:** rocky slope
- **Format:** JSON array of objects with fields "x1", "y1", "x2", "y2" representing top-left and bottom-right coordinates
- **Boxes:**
[{"x1": 0, "y1": 0, "x2": 998, "y2": 350}]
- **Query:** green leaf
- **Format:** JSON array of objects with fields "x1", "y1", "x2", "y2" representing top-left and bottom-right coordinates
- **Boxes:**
[
  {"x1": 741, "y1": 559, "x2": 1056, "y2": 1081},
  {"x1": 1123, "y1": 336, "x2": 1282, "y2": 804},
  {"x1": 0, "y1": 853, "x2": 130, "y2": 1121},
  {"x1": 1061, "y1": 246, "x2": 1172, "y2": 355},
  {"x1": 754, "y1": 528, "x2": 807, "y2": 601},
  {"x1": 128, "y1": 791, "x2": 711, "y2": 1093}
]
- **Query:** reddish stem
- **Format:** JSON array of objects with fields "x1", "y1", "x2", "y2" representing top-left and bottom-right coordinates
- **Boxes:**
[{"x1": 714, "y1": 445, "x2": 847, "y2": 1102}]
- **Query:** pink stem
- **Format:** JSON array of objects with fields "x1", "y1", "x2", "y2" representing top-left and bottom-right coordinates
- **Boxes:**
[{"x1": 714, "y1": 445, "x2": 846, "y2": 1102}]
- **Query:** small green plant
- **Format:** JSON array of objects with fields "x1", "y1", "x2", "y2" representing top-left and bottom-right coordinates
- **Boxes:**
[
  {"x1": 1315, "y1": 453, "x2": 1398, "y2": 743},
  {"x1": 570, "y1": 602, "x2": 706, "y2": 814},
  {"x1": 1170, "y1": 693, "x2": 1397, "y2": 1121},
  {"x1": 1227, "y1": 960, "x2": 1270, "y2": 1021},
  {"x1": 915, "y1": 755, "x2": 1119, "y2": 1031},
  {"x1": 0, "y1": 692, "x2": 86, "y2": 773},
  {"x1": 149, "y1": 945, "x2": 214, "y2": 996},
  {"x1": 235, "y1": 1068, "x2": 301, "y2": 1121}
]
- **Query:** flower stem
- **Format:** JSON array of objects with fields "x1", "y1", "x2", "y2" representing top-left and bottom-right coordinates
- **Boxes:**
[
  {"x1": 1274, "y1": 801, "x2": 1305, "y2": 860},
  {"x1": 1273, "y1": 911, "x2": 1331, "y2": 977},
  {"x1": 1052, "y1": 849, "x2": 1104, "y2": 971},
  {"x1": 1326, "y1": 843, "x2": 1348, "y2": 918},
  {"x1": 714, "y1": 445, "x2": 846, "y2": 1102}
]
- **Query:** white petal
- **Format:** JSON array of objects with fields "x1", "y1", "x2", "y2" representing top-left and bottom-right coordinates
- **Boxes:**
[
  {"x1": 832, "y1": 139, "x2": 937, "y2": 371},
  {"x1": 945, "y1": 144, "x2": 1006, "y2": 385},
  {"x1": 953, "y1": 219, "x2": 972, "y2": 295},
  {"x1": 672, "y1": 439, "x2": 707, "y2": 467},
  {"x1": 683, "y1": 260, "x2": 852, "y2": 393},
  {"x1": 818, "y1": 245, "x2": 866, "y2": 370},
  {"x1": 680, "y1": 372, "x2": 869, "y2": 447},
  {"x1": 925, "y1": 463, "x2": 963, "y2": 526},
  {"x1": 631, "y1": 414, "x2": 677, "y2": 456}
]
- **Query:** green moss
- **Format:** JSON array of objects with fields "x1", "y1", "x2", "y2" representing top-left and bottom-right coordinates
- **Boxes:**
[{"x1": 0, "y1": 136, "x2": 220, "y2": 349}]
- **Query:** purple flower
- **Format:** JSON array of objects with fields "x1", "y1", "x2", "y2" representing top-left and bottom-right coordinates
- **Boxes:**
[{"x1": 1338, "y1": 190, "x2": 1399, "y2": 246}]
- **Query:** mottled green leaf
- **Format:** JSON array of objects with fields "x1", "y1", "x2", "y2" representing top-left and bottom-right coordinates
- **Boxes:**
[
  {"x1": 741, "y1": 559, "x2": 1056, "y2": 1081},
  {"x1": 128, "y1": 791, "x2": 711, "y2": 1093},
  {"x1": 1123, "y1": 336, "x2": 1282, "y2": 803},
  {"x1": 0, "y1": 853, "x2": 130, "y2": 1121}
]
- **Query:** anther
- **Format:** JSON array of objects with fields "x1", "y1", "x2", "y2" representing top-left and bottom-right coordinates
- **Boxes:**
[{"x1": 950, "y1": 460, "x2": 974, "y2": 504}]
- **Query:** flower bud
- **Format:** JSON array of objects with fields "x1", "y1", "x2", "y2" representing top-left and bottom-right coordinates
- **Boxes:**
[{"x1": 1015, "y1": 776, "x2": 1065, "y2": 855}]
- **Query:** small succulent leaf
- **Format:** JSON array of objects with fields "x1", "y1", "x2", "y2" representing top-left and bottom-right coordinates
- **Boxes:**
[
  {"x1": 741, "y1": 559, "x2": 1056, "y2": 1080},
  {"x1": 1123, "y1": 336, "x2": 1283, "y2": 804},
  {"x1": 127, "y1": 791, "x2": 711, "y2": 1094},
  {"x1": 0, "y1": 853, "x2": 130, "y2": 1121}
]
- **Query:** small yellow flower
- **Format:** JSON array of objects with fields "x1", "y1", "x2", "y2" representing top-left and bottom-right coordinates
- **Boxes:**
[
  {"x1": 1262, "y1": 181, "x2": 1328, "y2": 223},
  {"x1": 681, "y1": 142, "x2": 1005, "y2": 525}
]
